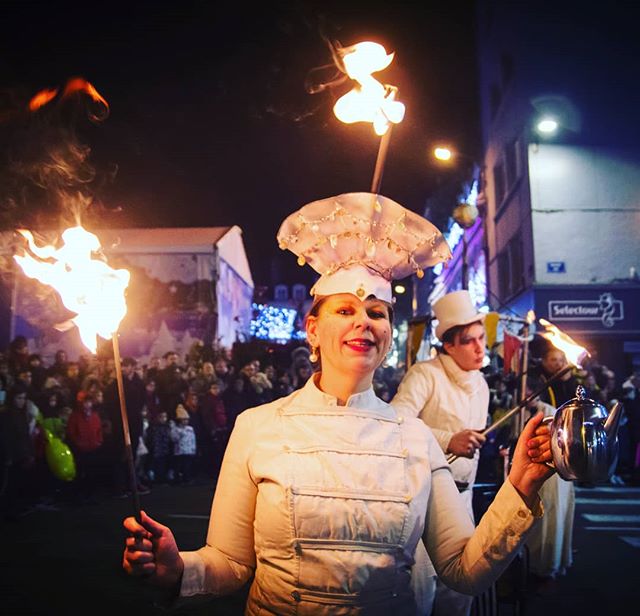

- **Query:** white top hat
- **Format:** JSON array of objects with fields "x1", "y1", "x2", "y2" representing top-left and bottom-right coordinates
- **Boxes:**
[
  {"x1": 277, "y1": 192, "x2": 451, "y2": 303},
  {"x1": 433, "y1": 290, "x2": 485, "y2": 340}
]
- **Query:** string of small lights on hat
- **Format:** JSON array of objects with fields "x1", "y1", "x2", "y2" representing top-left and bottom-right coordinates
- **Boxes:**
[{"x1": 278, "y1": 196, "x2": 451, "y2": 281}]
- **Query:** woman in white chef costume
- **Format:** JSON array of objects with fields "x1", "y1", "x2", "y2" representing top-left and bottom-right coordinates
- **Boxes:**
[{"x1": 123, "y1": 192, "x2": 554, "y2": 615}]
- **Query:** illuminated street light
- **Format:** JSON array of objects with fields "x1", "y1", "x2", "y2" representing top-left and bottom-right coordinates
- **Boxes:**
[
  {"x1": 536, "y1": 116, "x2": 559, "y2": 135},
  {"x1": 433, "y1": 146, "x2": 453, "y2": 162},
  {"x1": 394, "y1": 284, "x2": 406, "y2": 294}
]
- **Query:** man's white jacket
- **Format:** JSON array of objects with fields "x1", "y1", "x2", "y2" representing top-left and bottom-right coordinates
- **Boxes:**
[{"x1": 392, "y1": 353, "x2": 490, "y2": 489}]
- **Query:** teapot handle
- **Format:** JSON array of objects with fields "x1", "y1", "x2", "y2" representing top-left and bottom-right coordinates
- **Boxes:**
[{"x1": 541, "y1": 416, "x2": 556, "y2": 472}]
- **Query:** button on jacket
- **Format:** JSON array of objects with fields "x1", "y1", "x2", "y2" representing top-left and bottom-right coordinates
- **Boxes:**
[{"x1": 179, "y1": 377, "x2": 539, "y2": 615}]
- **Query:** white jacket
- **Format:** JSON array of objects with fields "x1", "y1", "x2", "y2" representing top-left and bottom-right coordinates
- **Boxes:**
[
  {"x1": 392, "y1": 354, "x2": 489, "y2": 489},
  {"x1": 179, "y1": 376, "x2": 539, "y2": 615}
]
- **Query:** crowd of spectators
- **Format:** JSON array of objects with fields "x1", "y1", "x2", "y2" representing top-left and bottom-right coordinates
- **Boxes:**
[
  {"x1": 0, "y1": 335, "x2": 405, "y2": 521},
  {"x1": 1, "y1": 332, "x2": 638, "y2": 523}
]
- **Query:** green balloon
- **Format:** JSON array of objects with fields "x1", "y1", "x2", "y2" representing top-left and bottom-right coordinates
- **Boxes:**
[{"x1": 45, "y1": 434, "x2": 76, "y2": 482}]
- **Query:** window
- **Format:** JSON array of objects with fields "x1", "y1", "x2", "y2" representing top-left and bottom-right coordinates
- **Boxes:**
[
  {"x1": 497, "y1": 233, "x2": 524, "y2": 300},
  {"x1": 274, "y1": 284, "x2": 288, "y2": 301},
  {"x1": 292, "y1": 284, "x2": 306, "y2": 302},
  {"x1": 505, "y1": 138, "x2": 519, "y2": 188},
  {"x1": 493, "y1": 160, "x2": 506, "y2": 207}
]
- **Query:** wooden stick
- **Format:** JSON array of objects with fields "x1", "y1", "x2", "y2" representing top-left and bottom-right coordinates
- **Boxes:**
[
  {"x1": 370, "y1": 124, "x2": 393, "y2": 194},
  {"x1": 112, "y1": 333, "x2": 141, "y2": 521}
]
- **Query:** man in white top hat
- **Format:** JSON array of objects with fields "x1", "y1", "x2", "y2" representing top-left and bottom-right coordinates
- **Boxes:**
[{"x1": 392, "y1": 289, "x2": 489, "y2": 616}]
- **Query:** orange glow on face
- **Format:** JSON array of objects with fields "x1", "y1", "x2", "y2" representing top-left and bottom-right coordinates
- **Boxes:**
[
  {"x1": 14, "y1": 226, "x2": 130, "y2": 354},
  {"x1": 333, "y1": 41, "x2": 405, "y2": 136},
  {"x1": 28, "y1": 88, "x2": 59, "y2": 111},
  {"x1": 538, "y1": 318, "x2": 589, "y2": 367}
]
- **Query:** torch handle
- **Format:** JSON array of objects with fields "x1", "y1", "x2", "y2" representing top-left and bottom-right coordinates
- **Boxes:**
[
  {"x1": 370, "y1": 124, "x2": 393, "y2": 194},
  {"x1": 112, "y1": 334, "x2": 141, "y2": 522},
  {"x1": 445, "y1": 364, "x2": 572, "y2": 464}
]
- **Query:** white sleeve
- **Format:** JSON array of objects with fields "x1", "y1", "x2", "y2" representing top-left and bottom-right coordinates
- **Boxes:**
[
  {"x1": 391, "y1": 364, "x2": 434, "y2": 419},
  {"x1": 179, "y1": 413, "x2": 257, "y2": 597},
  {"x1": 392, "y1": 365, "x2": 454, "y2": 453},
  {"x1": 424, "y1": 471, "x2": 542, "y2": 596}
]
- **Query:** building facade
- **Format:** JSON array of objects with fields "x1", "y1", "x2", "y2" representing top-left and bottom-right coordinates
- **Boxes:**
[{"x1": 475, "y1": 1, "x2": 640, "y2": 377}]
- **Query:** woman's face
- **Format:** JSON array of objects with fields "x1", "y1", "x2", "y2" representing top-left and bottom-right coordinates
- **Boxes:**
[{"x1": 306, "y1": 294, "x2": 392, "y2": 379}]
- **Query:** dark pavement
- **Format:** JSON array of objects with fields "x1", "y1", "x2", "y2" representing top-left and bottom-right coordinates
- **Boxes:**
[{"x1": 1, "y1": 479, "x2": 637, "y2": 615}]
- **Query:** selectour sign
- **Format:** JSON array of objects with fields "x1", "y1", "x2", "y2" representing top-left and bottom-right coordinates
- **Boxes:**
[{"x1": 548, "y1": 293, "x2": 624, "y2": 328}]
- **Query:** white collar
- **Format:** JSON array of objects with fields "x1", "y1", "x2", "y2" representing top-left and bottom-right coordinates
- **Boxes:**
[
  {"x1": 438, "y1": 353, "x2": 485, "y2": 395},
  {"x1": 294, "y1": 373, "x2": 385, "y2": 410}
]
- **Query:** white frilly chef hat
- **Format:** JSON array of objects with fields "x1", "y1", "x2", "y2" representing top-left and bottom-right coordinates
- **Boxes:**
[{"x1": 277, "y1": 192, "x2": 452, "y2": 303}]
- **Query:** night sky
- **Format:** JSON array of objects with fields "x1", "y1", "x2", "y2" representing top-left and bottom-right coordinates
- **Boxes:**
[{"x1": 1, "y1": 1, "x2": 480, "y2": 287}]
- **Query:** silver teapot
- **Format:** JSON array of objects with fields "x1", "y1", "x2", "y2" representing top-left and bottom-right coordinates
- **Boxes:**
[{"x1": 547, "y1": 385, "x2": 623, "y2": 482}]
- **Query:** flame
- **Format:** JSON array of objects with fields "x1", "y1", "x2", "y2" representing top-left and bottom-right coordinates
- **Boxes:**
[
  {"x1": 62, "y1": 78, "x2": 108, "y2": 109},
  {"x1": 29, "y1": 88, "x2": 59, "y2": 111},
  {"x1": 538, "y1": 318, "x2": 590, "y2": 367},
  {"x1": 14, "y1": 226, "x2": 130, "y2": 354},
  {"x1": 333, "y1": 41, "x2": 405, "y2": 136},
  {"x1": 26, "y1": 78, "x2": 109, "y2": 120}
]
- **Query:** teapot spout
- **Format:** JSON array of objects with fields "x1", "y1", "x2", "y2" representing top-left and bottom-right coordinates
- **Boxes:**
[{"x1": 604, "y1": 401, "x2": 624, "y2": 438}]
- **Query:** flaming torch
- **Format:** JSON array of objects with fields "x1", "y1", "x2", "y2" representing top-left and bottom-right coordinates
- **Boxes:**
[
  {"x1": 447, "y1": 317, "x2": 589, "y2": 464},
  {"x1": 13, "y1": 226, "x2": 141, "y2": 519},
  {"x1": 333, "y1": 41, "x2": 405, "y2": 194}
]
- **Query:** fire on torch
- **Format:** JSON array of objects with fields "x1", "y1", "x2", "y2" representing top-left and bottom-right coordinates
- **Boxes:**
[
  {"x1": 13, "y1": 226, "x2": 142, "y2": 520},
  {"x1": 332, "y1": 41, "x2": 405, "y2": 194}
]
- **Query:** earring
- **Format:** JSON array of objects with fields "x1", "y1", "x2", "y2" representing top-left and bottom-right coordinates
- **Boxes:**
[{"x1": 309, "y1": 347, "x2": 318, "y2": 363}]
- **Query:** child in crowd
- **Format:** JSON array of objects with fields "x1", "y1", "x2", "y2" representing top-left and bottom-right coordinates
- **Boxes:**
[
  {"x1": 170, "y1": 405, "x2": 197, "y2": 484},
  {"x1": 66, "y1": 392, "x2": 103, "y2": 504},
  {"x1": 146, "y1": 410, "x2": 172, "y2": 485}
]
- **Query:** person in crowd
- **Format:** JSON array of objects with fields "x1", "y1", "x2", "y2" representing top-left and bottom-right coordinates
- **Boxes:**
[
  {"x1": 272, "y1": 368, "x2": 294, "y2": 399},
  {"x1": 523, "y1": 378, "x2": 575, "y2": 591},
  {"x1": 190, "y1": 362, "x2": 217, "y2": 397},
  {"x1": 40, "y1": 405, "x2": 73, "y2": 442},
  {"x1": 182, "y1": 391, "x2": 205, "y2": 476},
  {"x1": 221, "y1": 375, "x2": 250, "y2": 431},
  {"x1": 62, "y1": 362, "x2": 83, "y2": 406},
  {"x1": 171, "y1": 405, "x2": 197, "y2": 484},
  {"x1": 156, "y1": 352, "x2": 188, "y2": 416},
  {"x1": 291, "y1": 357, "x2": 313, "y2": 390},
  {"x1": 392, "y1": 289, "x2": 490, "y2": 616},
  {"x1": 213, "y1": 357, "x2": 230, "y2": 391},
  {"x1": 38, "y1": 388, "x2": 63, "y2": 419},
  {"x1": 489, "y1": 376, "x2": 514, "y2": 415},
  {"x1": 48, "y1": 349, "x2": 68, "y2": 379},
  {"x1": 122, "y1": 192, "x2": 554, "y2": 615},
  {"x1": 200, "y1": 380, "x2": 228, "y2": 477},
  {"x1": 529, "y1": 345, "x2": 579, "y2": 408},
  {"x1": 143, "y1": 379, "x2": 162, "y2": 422},
  {"x1": 15, "y1": 367, "x2": 36, "y2": 400},
  {"x1": 0, "y1": 356, "x2": 14, "y2": 392},
  {"x1": 28, "y1": 353, "x2": 48, "y2": 392},
  {"x1": 7, "y1": 335, "x2": 30, "y2": 376},
  {"x1": 622, "y1": 368, "x2": 640, "y2": 485},
  {"x1": 66, "y1": 391, "x2": 103, "y2": 504},
  {"x1": 146, "y1": 410, "x2": 173, "y2": 485},
  {"x1": 0, "y1": 384, "x2": 38, "y2": 519},
  {"x1": 145, "y1": 356, "x2": 162, "y2": 383}
]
